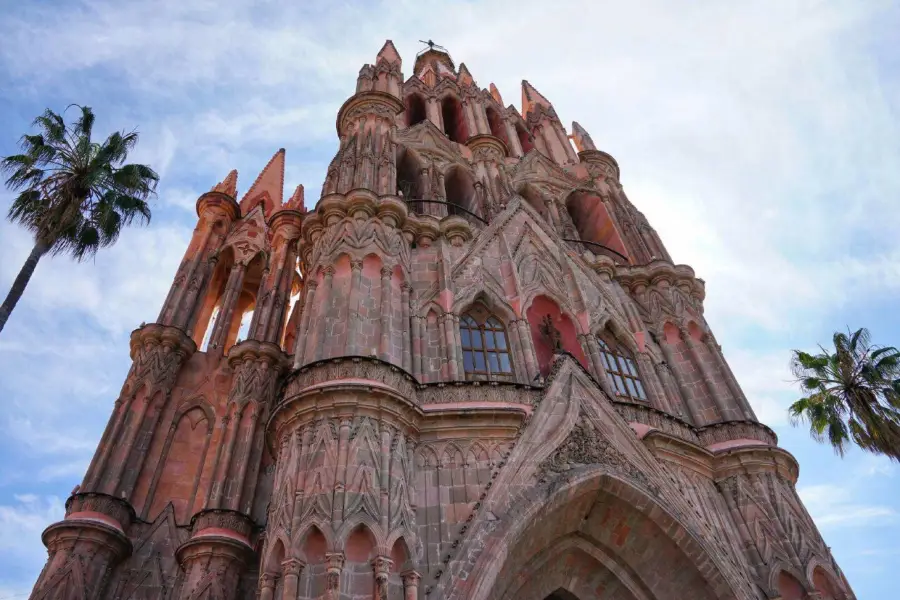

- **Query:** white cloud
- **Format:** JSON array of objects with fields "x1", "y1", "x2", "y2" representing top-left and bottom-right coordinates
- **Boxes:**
[
  {"x1": 0, "y1": 494, "x2": 64, "y2": 586},
  {"x1": 798, "y1": 483, "x2": 898, "y2": 528}
]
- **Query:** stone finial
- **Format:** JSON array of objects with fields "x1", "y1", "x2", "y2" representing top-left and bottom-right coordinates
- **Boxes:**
[
  {"x1": 571, "y1": 121, "x2": 597, "y2": 152},
  {"x1": 521, "y1": 79, "x2": 552, "y2": 116},
  {"x1": 457, "y1": 62, "x2": 475, "y2": 86},
  {"x1": 489, "y1": 83, "x2": 504, "y2": 106},
  {"x1": 285, "y1": 184, "x2": 306, "y2": 212},
  {"x1": 240, "y1": 148, "x2": 286, "y2": 216},
  {"x1": 377, "y1": 39, "x2": 401, "y2": 65},
  {"x1": 211, "y1": 169, "x2": 238, "y2": 197}
]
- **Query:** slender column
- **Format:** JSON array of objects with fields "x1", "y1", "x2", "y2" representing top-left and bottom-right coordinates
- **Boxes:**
[
  {"x1": 334, "y1": 418, "x2": 352, "y2": 524},
  {"x1": 556, "y1": 123, "x2": 578, "y2": 162},
  {"x1": 246, "y1": 267, "x2": 269, "y2": 338},
  {"x1": 83, "y1": 398, "x2": 125, "y2": 489},
  {"x1": 294, "y1": 280, "x2": 318, "y2": 367},
  {"x1": 659, "y1": 341, "x2": 701, "y2": 425},
  {"x1": 635, "y1": 352, "x2": 670, "y2": 411},
  {"x1": 215, "y1": 406, "x2": 243, "y2": 508},
  {"x1": 259, "y1": 572, "x2": 278, "y2": 600},
  {"x1": 681, "y1": 327, "x2": 730, "y2": 421},
  {"x1": 379, "y1": 267, "x2": 393, "y2": 361},
  {"x1": 655, "y1": 361, "x2": 684, "y2": 417},
  {"x1": 412, "y1": 315, "x2": 424, "y2": 379},
  {"x1": 104, "y1": 393, "x2": 152, "y2": 495},
  {"x1": 462, "y1": 101, "x2": 479, "y2": 138},
  {"x1": 401, "y1": 283, "x2": 412, "y2": 373},
  {"x1": 504, "y1": 119, "x2": 523, "y2": 157},
  {"x1": 281, "y1": 558, "x2": 305, "y2": 600},
  {"x1": 506, "y1": 321, "x2": 527, "y2": 384},
  {"x1": 380, "y1": 423, "x2": 391, "y2": 533},
  {"x1": 707, "y1": 337, "x2": 756, "y2": 420},
  {"x1": 209, "y1": 263, "x2": 246, "y2": 353},
  {"x1": 426, "y1": 97, "x2": 442, "y2": 130},
  {"x1": 372, "y1": 556, "x2": 393, "y2": 600},
  {"x1": 443, "y1": 313, "x2": 459, "y2": 380},
  {"x1": 515, "y1": 319, "x2": 538, "y2": 382},
  {"x1": 312, "y1": 267, "x2": 335, "y2": 361},
  {"x1": 163, "y1": 225, "x2": 215, "y2": 326},
  {"x1": 402, "y1": 571, "x2": 421, "y2": 600},
  {"x1": 474, "y1": 99, "x2": 490, "y2": 135},
  {"x1": 325, "y1": 553, "x2": 345, "y2": 600},
  {"x1": 452, "y1": 314, "x2": 465, "y2": 378},
  {"x1": 347, "y1": 259, "x2": 364, "y2": 355},
  {"x1": 229, "y1": 405, "x2": 260, "y2": 511}
]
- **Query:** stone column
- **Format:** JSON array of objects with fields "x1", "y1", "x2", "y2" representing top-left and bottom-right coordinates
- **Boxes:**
[
  {"x1": 380, "y1": 266, "x2": 393, "y2": 361},
  {"x1": 426, "y1": 97, "x2": 442, "y2": 130},
  {"x1": 282, "y1": 558, "x2": 305, "y2": 600},
  {"x1": 412, "y1": 315, "x2": 424, "y2": 379},
  {"x1": 311, "y1": 266, "x2": 335, "y2": 361},
  {"x1": 348, "y1": 259, "x2": 363, "y2": 355},
  {"x1": 635, "y1": 352, "x2": 670, "y2": 411},
  {"x1": 506, "y1": 320, "x2": 528, "y2": 384},
  {"x1": 208, "y1": 263, "x2": 246, "y2": 354},
  {"x1": 443, "y1": 313, "x2": 460, "y2": 380},
  {"x1": 325, "y1": 553, "x2": 345, "y2": 600},
  {"x1": 706, "y1": 337, "x2": 756, "y2": 420},
  {"x1": 293, "y1": 279, "x2": 318, "y2": 367},
  {"x1": 583, "y1": 335, "x2": 616, "y2": 400},
  {"x1": 401, "y1": 282, "x2": 412, "y2": 372},
  {"x1": 452, "y1": 314, "x2": 465, "y2": 378},
  {"x1": 372, "y1": 556, "x2": 393, "y2": 600},
  {"x1": 259, "y1": 572, "x2": 278, "y2": 600},
  {"x1": 659, "y1": 341, "x2": 701, "y2": 425},
  {"x1": 504, "y1": 118, "x2": 523, "y2": 157},
  {"x1": 515, "y1": 319, "x2": 539, "y2": 382},
  {"x1": 402, "y1": 570, "x2": 421, "y2": 600},
  {"x1": 462, "y1": 100, "x2": 479, "y2": 137},
  {"x1": 681, "y1": 327, "x2": 730, "y2": 421},
  {"x1": 334, "y1": 419, "x2": 352, "y2": 524}
]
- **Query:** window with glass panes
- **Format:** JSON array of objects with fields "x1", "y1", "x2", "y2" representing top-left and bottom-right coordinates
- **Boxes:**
[
  {"x1": 597, "y1": 339, "x2": 647, "y2": 401},
  {"x1": 460, "y1": 313, "x2": 513, "y2": 380}
]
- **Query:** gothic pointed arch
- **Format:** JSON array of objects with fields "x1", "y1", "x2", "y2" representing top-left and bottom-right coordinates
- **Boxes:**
[
  {"x1": 564, "y1": 189, "x2": 629, "y2": 262},
  {"x1": 396, "y1": 145, "x2": 425, "y2": 199},
  {"x1": 404, "y1": 92, "x2": 427, "y2": 128},
  {"x1": 445, "y1": 164, "x2": 478, "y2": 217},
  {"x1": 441, "y1": 94, "x2": 469, "y2": 143},
  {"x1": 458, "y1": 300, "x2": 515, "y2": 381}
]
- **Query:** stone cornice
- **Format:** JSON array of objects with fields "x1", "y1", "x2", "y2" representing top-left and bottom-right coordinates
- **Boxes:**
[
  {"x1": 196, "y1": 190, "x2": 240, "y2": 221},
  {"x1": 335, "y1": 90, "x2": 405, "y2": 136}
]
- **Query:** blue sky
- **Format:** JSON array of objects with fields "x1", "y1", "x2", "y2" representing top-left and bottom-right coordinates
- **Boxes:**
[{"x1": 0, "y1": 1, "x2": 899, "y2": 598}]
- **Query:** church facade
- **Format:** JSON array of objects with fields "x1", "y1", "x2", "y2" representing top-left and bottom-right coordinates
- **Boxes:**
[{"x1": 29, "y1": 41, "x2": 854, "y2": 600}]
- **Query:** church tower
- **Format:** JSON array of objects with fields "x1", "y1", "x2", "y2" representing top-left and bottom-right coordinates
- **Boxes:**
[{"x1": 29, "y1": 41, "x2": 854, "y2": 600}]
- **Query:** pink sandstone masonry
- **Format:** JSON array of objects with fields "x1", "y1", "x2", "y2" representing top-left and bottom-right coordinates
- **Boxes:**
[{"x1": 28, "y1": 40, "x2": 854, "y2": 600}]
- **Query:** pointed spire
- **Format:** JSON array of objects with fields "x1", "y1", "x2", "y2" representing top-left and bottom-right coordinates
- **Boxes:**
[
  {"x1": 377, "y1": 39, "x2": 402, "y2": 65},
  {"x1": 521, "y1": 80, "x2": 553, "y2": 116},
  {"x1": 457, "y1": 63, "x2": 474, "y2": 87},
  {"x1": 489, "y1": 83, "x2": 504, "y2": 106},
  {"x1": 211, "y1": 169, "x2": 238, "y2": 197},
  {"x1": 571, "y1": 121, "x2": 597, "y2": 152},
  {"x1": 286, "y1": 184, "x2": 306, "y2": 212},
  {"x1": 240, "y1": 148, "x2": 286, "y2": 215}
]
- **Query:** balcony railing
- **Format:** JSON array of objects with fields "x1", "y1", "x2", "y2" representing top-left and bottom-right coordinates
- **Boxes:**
[
  {"x1": 403, "y1": 198, "x2": 488, "y2": 228},
  {"x1": 562, "y1": 238, "x2": 630, "y2": 265}
]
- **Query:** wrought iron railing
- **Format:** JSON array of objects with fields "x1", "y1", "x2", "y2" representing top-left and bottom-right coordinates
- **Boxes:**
[
  {"x1": 562, "y1": 238, "x2": 630, "y2": 265},
  {"x1": 403, "y1": 198, "x2": 488, "y2": 227}
]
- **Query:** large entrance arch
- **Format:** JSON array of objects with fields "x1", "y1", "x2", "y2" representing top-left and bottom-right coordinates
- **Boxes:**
[{"x1": 466, "y1": 471, "x2": 738, "y2": 600}]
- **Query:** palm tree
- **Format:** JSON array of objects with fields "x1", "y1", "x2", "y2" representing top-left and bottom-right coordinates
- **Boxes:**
[
  {"x1": 0, "y1": 106, "x2": 158, "y2": 334},
  {"x1": 789, "y1": 327, "x2": 900, "y2": 461}
]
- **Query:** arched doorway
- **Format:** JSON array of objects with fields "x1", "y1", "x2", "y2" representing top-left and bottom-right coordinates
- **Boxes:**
[{"x1": 470, "y1": 472, "x2": 735, "y2": 600}]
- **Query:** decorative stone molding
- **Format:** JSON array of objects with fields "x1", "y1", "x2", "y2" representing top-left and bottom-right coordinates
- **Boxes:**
[
  {"x1": 195, "y1": 189, "x2": 241, "y2": 221},
  {"x1": 467, "y1": 133, "x2": 509, "y2": 161},
  {"x1": 283, "y1": 356, "x2": 419, "y2": 403},
  {"x1": 335, "y1": 90, "x2": 405, "y2": 136},
  {"x1": 125, "y1": 323, "x2": 197, "y2": 396},
  {"x1": 577, "y1": 149, "x2": 620, "y2": 181},
  {"x1": 698, "y1": 420, "x2": 778, "y2": 448}
]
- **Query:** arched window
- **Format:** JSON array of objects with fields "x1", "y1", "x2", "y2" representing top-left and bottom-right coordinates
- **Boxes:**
[
  {"x1": 445, "y1": 166, "x2": 477, "y2": 217},
  {"x1": 598, "y1": 338, "x2": 647, "y2": 402},
  {"x1": 405, "y1": 93, "x2": 427, "y2": 128},
  {"x1": 396, "y1": 146, "x2": 423, "y2": 199},
  {"x1": 460, "y1": 311, "x2": 513, "y2": 380},
  {"x1": 485, "y1": 106, "x2": 509, "y2": 150},
  {"x1": 441, "y1": 96, "x2": 469, "y2": 143}
]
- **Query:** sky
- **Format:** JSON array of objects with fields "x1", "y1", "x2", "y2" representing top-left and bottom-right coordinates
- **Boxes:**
[{"x1": 0, "y1": 0, "x2": 898, "y2": 598}]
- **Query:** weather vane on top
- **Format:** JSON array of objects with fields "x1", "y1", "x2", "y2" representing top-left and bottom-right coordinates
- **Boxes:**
[{"x1": 419, "y1": 39, "x2": 447, "y2": 53}]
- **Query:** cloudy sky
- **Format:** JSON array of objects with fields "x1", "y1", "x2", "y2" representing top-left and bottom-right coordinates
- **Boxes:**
[{"x1": 0, "y1": 0, "x2": 898, "y2": 597}]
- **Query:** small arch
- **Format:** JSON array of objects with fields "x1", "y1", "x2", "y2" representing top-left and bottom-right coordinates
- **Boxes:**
[
  {"x1": 516, "y1": 123, "x2": 535, "y2": 154},
  {"x1": 390, "y1": 536, "x2": 411, "y2": 571},
  {"x1": 405, "y1": 93, "x2": 427, "y2": 128},
  {"x1": 441, "y1": 95, "x2": 469, "y2": 143},
  {"x1": 776, "y1": 570, "x2": 806, "y2": 600},
  {"x1": 812, "y1": 566, "x2": 841, "y2": 600},
  {"x1": 345, "y1": 523, "x2": 377, "y2": 562},
  {"x1": 263, "y1": 537, "x2": 287, "y2": 574},
  {"x1": 445, "y1": 165, "x2": 478, "y2": 217},
  {"x1": 526, "y1": 295, "x2": 588, "y2": 375},
  {"x1": 299, "y1": 524, "x2": 329, "y2": 563},
  {"x1": 396, "y1": 146, "x2": 425, "y2": 199}
]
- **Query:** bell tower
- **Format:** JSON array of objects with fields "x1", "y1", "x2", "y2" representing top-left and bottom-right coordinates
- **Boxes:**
[{"x1": 28, "y1": 40, "x2": 854, "y2": 600}]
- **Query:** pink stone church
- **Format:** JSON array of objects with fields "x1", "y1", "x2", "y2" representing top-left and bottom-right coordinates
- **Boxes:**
[{"x1": 29, "y1": 41, "x2": 854, "y2": 600}]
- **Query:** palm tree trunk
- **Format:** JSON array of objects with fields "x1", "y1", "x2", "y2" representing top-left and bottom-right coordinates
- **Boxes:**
[{"x1": 0, "y1": 241, "x2": 48, "y2": 334}]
